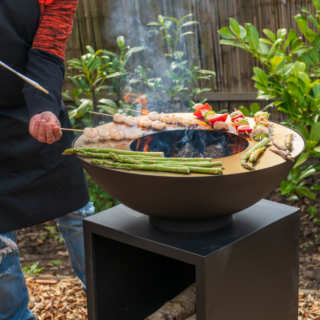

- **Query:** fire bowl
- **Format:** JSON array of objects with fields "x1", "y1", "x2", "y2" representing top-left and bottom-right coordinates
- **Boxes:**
[{"x1": 73, "y1": 116, "x2": 305, "y2": 221}]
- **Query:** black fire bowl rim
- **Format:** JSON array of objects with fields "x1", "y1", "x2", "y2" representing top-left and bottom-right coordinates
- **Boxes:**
[{"x1": 72, "y1": 121, "x2": 306, "y2": 179}]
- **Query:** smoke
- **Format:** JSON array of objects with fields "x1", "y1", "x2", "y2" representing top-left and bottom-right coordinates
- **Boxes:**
[{"x1": 103, "y1": 0, "x2": 204, "y2": 111}]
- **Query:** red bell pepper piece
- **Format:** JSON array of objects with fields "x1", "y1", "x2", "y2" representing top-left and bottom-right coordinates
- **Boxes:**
[
  {"x1": 207, "y1": 113, "x2": 228, "y2": 125},
  {"x1": 231, "y1": 114, "x2": 244, "y2": 122},
  {"x1": 238, "y1": 125, "x2": 253, "y2": 133},
  {"x1": 193, "y1": 103, "x2": 212, "y2": 118}
]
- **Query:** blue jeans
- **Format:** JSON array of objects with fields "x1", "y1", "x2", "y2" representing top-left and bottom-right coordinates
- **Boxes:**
[{"x1": 0, "y1": 202, "x2": 94, "y2": 320}]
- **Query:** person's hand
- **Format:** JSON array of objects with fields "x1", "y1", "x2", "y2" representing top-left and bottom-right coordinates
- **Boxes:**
[{"x1": 29, "y1": 111, "x2": 63, "y2": 144}]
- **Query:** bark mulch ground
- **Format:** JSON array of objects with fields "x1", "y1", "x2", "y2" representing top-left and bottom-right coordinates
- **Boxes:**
[
  {"x1": 16, "y1": 179, "x2": 320, "y2": 319},
  {"x1": 25, "y1": 275, "x2": 87, "y2": 320}
]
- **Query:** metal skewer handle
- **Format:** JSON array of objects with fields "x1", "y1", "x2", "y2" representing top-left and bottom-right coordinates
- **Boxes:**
[{"x1": 0, "y1": 61, "x2": 49, "y2": 94}]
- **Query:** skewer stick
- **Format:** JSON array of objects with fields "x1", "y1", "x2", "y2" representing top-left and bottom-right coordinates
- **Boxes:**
[
  {"x1": 89, "y1": 111, "x2": 113, "y2": 117},
  {"x1": 61, "y1": 128, "x2": 84, "y2": 132},
  {"x1": 0, "y1": 61, "x2": 49, "y2": 94}
]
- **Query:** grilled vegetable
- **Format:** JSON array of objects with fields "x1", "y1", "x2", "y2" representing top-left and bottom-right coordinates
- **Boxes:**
[
  {"x1": 193, "y1": 103, "x2": 212, "y2": 117},
  {"x1": 231, "y1": 114, "x2": 244, "y2": 121},
  {"x1": 269, "y1": 149, "x2": 294, "y2": 161},
  {"x1": 91, "y1": 160, "x2": 191, "y2": 174},
  {"x1": 285, "y1": 133, "x2": 293, "y2": 151},
  {"x1": 254, "y1": 111, "x2": 269, "y2": 122},
  {"x1": 207, "y1": 113, "x2": 228, "y2": 125},
  {"x1": 230, "y1": 110, "x2": 243, "y2": 118},
  {"x1": 237, "y1": 125, "x2": 253, "y2": 133},
  {"x1": 213, "y1": 121, "x2": 228, "y2": 130},
  {"x1": 204, "y1": 110, "x2": 216, "y2": 122},
  {"x1": 248, "y1": 147, "x2": 266, "y2": 163},
  {"x1": 253, "y1": 132, "x2": 269, "y2": 140},
  {"x1": 234, "y1": 119, "x2": 249, "y2": 127},
  {"x1": 241, "y1": 138, "x2": 271, "y2": 171}
]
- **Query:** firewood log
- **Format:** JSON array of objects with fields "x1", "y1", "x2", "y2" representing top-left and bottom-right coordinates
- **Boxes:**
[
  {"x1": 186, "y1": 315, "x2": 196, "y2": 320},
  {"x1": 145, "y1": 283, "x2": 196, "y2": 320}
]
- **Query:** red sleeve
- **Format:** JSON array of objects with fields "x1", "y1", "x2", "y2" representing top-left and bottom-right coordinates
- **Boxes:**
[{"x1": 32, "y1": 0, "x2": 78, "y2": 60}]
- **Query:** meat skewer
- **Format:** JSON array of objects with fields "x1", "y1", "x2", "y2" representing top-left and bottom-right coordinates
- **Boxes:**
[{"x1": 0, "y1": 60, "x2": 49, "y2": 94}]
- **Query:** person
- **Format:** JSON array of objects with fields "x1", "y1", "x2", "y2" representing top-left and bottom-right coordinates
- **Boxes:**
[{"x1": 0, "y1": 0, "x2": 93, "y2": 319}]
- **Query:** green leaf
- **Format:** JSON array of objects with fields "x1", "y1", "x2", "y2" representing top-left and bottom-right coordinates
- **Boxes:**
[
  {"x1": 296, "y1": 186, "x2": 316, "y2": 200},
  {"x1": 306, "y1": 140, "x2": 318, "y2": 150},
  {"x1": 308, "y1": 15, "x2": 319, "y2": 29},
  {"x1": 253, "y1": 67, "x2": 268, "y2": 87},
  {"x1": 310, "y1": 122, "x2": 320, "y2": 143},
  {"x1": 258, "y1": 41, "x2": 270, "y2": 54},
  {"x1": 164, "y1": 20, "x2": 172, "y2": 29},
  {"x1": 86, "y1": 46, "x2": 95, "y2": 55},
  {"x1": 306, "y1": 29, "x2": 318, "y2": 43},
  {"x1": 315, "y1": 146, "x2": 320, "y2": 152},
  {"x1": 270, "y1": 56, "x2": 285, "y2": 71},
  {"x1": 301, "y1": 7, "x2": 312, "y2": 14},
  {"x1": 295, "y1": 124, "x2": 310, "y2": 140},
  {"x1": 99, "y1": 98, "x2": 117, "y2": 109},
  {"x1": 174, "y1": 51, "x2": 184, "y2": 60},
  {"x1": 239, "y1": 106, "x2": 251, "y2": 116},
  {"x1": 298, "y1": 71, "x2": 311, "y2": 89},
  {"x1": 287, "y1": 195, "x2": 299, "y2": 201},
  {"x1": 102, "y1": 50, "x2": 118, "y2": 57},
  {"x1": 229, "y1": 18, "x2": 240, "y2": 38},
  {"x1": 181, "y1": 21, "x2": 199, "y2": 27},
  {"x1": 300, "y1": 54, "x2": 315, "y2": 67},
  {"x1": 180, "y1": 14, "x2": 193, "y2": 22},
  {"x1": 250, "y1": 103, "x2": 260, "y2": 114},
  {"x1": 99, "y1": 105, "x2": 118, "y2": 115},
  {"x1": 246, "y1": 23, "x2": 260, "y2": 51},
  {"x1": 239, "y1": 25, "x2": 246, "y2": 40},
  {"x1": 294, "y1": 152, "x2": 310, "y2": 168},
  {"x1": 263, "y1": 29, "x2": 277, "y2": 41},
  {"x1": 309, "y1": 48, "x2": 320, "y2": 64},
  {"x1": 268, "y1": 39, "x2": 283, "y2": 60},
  {"x1": 283, "y1": 29, "x2": 298, "y2": 51},
  {"x1": 314, "y1": 35, "x2": 320, "y2": 51},
  {"x1": 298, "y1": 167, "x2": 316, "y2": 181},
  {"x1": 280, "y1": 180, "x2": 296, "y2": 195},
  {"x1": 259, "y1": 38, "x2": 274, "y2": 45},
  {"x1": 309, "y1": 206, "x2": 318, "y2": 215},
  {"x1": 219, "y1": 40, "x2": 246, "y2": 49},
  {"x1": 295, "y1": 14, "x2": 308, "y2": 34},
  {"x1": 293, "y1": 61, "x2": 306, "y2": 73},
  {"x1": 180, "y1": 31, "x2": 194, "y2": 37},
  {"x1": 147, "y1": 22, "x2": 161, "y2": 26},
  {"x1": 218, "y1": 27, "x2": 236, "y2": 39},
  {"x1": 277, "y1": 28, "x2": 287, "y2": 40},
  {"x1": 312, "y1": 183, "x2": 320, "y2": 190},
  {"x1": 117, "y1": 36, "x2": 125, "y2": 47},
  {"x1": 314, "y1": 218, "x2": 320, "y2": 223}
]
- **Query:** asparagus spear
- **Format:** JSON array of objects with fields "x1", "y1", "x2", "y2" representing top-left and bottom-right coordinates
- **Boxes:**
[
  {"x1": 84, "y1": 148, "x2": 164, "y2": 158},
  {"x1": 188, "y1": 167, "x2": 223, "y2": 175},
  {"x1": 160, "y1": 161, "x2": 223, "y2": 168},
  {"x1": 143, "y1": 157, "x2": 213, "y2": 162},
  {"x1": 248, "y1": 147, "x2": 266, "y2": 163},
  {"x1": 241, "y1": 138, "x2": 271, "y2": 171},
  {"x1": 285, "y1": 133, "x2": 293, "y2": 151},
  {"x1": 63, "y1": 148, "x2": 112, "y2": 159},
  {"x1": 91, "y1": 160, "x2": 190, "y2": 174},
  {"x1": 109, "y1": 153, "x2": 142, "y2": 164}
]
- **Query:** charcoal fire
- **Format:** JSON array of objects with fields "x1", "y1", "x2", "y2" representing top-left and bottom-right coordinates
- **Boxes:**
[{"x1": 132, "y1": 129, "x2": 248, "y2": 160}]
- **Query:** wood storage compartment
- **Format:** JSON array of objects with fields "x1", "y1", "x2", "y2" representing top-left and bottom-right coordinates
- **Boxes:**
[{"x1": 145, "y1": 283, "x2": 196, "y2": 320}]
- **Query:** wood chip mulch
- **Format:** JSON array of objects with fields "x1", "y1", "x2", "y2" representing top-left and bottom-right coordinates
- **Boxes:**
[
  {"x1": 26, "y1": 276, "x2": 88, "y2": 320},
  {"x1": 299, "y1": 291, "x2": 320, "y2": 320}
]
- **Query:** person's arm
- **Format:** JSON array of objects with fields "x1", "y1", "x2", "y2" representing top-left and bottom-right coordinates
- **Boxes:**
[{"x1": 25, "y1": 0, "x2": 78, "y2": 144}]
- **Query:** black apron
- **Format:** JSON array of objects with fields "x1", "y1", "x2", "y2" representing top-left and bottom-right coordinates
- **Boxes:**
[{"x1": 0, "y1": 0, "x2": 89, "y2": 234}]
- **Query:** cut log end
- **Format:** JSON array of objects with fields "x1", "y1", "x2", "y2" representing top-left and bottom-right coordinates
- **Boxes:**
[
  {"x1": 145, "y1": 283, "x2": 196, "y2": 320},
  {"x1": 186, "y1": 315, "x2": 197, "y2": 320}
]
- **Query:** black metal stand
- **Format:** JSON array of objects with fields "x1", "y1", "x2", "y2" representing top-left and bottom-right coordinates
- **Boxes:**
[{"x1": 83, "y1": 200, "x2": 300, "y2": 320}]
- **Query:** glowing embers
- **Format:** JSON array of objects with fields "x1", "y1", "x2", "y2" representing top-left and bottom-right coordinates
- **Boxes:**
[{"x1": 131, "y1": 130, "x2": 249, "y2": 159}]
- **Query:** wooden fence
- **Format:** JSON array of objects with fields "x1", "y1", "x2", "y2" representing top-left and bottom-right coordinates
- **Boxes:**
[{"x1": 63, "y1": 0, "x2": 317, "y2": 120}]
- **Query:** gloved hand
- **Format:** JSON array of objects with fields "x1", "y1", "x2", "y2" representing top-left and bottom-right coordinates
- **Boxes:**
[{"x1": 29, "y1": 111, "x2": 63, "y2": 144}]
